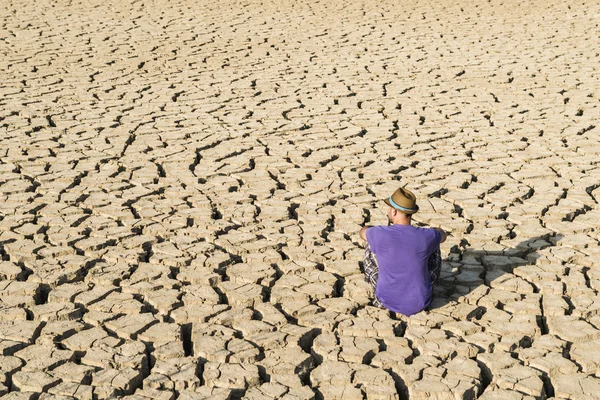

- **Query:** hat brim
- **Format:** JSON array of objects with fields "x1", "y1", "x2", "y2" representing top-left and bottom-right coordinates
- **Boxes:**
[{"x1": 383, "y1": 198, "x2": 419, "y2": 214}]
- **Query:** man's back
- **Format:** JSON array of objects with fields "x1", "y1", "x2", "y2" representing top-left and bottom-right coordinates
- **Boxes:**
[{"x1": 366, "y1": 224, "x2": 441, "y2": 315}]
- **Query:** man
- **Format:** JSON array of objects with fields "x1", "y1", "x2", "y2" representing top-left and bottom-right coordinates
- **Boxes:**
[{"x1": 359, "y1": 187, "x2": 447, "y2": 316}]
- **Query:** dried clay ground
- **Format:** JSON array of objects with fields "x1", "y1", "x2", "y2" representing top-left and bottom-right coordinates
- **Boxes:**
[{"x1": 1, "y1": 0, "x2": 600, "y2": 399}]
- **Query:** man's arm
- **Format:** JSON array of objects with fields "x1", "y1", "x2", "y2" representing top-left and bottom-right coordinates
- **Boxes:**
[
  {"x1": 434, "y1": 227, "x2": 447, "y2": 243},
  {"x1": 359, "y1": 226, "x2": 373, "y2": 241}
]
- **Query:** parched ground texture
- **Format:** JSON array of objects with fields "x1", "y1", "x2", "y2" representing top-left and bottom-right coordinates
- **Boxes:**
[{"x1": 1, "y1": 0, "x2": 600, "y2": 399}]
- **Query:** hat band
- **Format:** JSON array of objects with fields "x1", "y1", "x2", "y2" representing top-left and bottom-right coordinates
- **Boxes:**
[{"x1": 389, "y1": 196, "x2": 418, "y2": 212}]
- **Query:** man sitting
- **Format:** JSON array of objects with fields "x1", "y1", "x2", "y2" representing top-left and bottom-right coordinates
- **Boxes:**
[{"x1": 359, "y1": 187, "x2": 447, "y2": 316}]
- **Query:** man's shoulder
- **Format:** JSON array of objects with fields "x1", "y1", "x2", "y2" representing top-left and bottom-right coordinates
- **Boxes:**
[
  {"x1": 414, "y1": 225, "x2": 441, "y2": 237},
  {"x1": 368, "y1": 225, "x2": 438, "y2": 237},
  {"x1": 415, "y1": 226, "x2": 443, "y2": 245},
  {"x1": 369, "y1": 224, "x2": 426, "y2": 233},
  {"x1": 365, "y1": 225, "x2": 385, "y2": 236},
  {"x1": 414, "y1": 226, "x2": 438, "y2": 233},
  {"x1": 367, "y1": 224, "x2": 402, "y2": 235},
  {"x1": 365, "y1": 225, "x2": 391, "y2": 242},
  {"x1": 398, "y1": 225, "x2": 441, "y2": 245}
]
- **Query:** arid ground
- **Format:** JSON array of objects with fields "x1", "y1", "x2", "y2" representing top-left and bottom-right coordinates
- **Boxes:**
[{"x1": 1, "y1": 0, "x2": 600, "y2": 399}]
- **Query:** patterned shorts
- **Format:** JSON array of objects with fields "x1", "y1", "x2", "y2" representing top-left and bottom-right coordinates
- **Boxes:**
[{"x1": 363, "y1": 243, "x2": 442, "y2": 308}]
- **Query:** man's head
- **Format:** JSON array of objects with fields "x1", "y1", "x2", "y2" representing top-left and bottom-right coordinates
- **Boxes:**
[{"x1": 384, "y1": 187, "x2": 418, "y2": 225}]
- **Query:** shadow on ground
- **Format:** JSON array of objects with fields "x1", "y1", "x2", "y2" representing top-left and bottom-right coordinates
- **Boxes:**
[{"x1": 429, "y1": 233, "x2": 563, "y2": 310}]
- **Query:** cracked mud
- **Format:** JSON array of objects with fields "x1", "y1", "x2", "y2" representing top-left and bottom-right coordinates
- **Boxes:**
[{"x1": 1, "y1": 0, "x2": 600, "y2": 399}]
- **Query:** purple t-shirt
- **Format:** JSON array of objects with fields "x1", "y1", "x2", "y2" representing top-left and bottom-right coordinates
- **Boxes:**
[{"x1": 366, "y1": 224, "x2": 441, "y2": 316}]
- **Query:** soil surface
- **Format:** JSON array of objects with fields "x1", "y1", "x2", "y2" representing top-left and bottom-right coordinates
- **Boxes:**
[{"x1": 1, "y1": 0, "x2": 600, "y2": 399}]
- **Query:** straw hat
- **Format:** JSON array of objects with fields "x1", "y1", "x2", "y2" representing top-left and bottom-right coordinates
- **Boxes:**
[{"x1": 383, "y1": 187, "x2": 419, "y2": 214}]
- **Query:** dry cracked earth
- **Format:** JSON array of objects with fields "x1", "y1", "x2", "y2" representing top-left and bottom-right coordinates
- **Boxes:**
[{"x1": 1, "y1": 0, "x2": 600, "y2": 399}]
